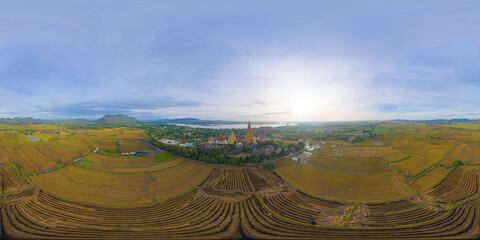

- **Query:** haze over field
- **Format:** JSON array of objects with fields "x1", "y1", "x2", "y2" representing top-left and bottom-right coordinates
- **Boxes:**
[{"x1": 1, "y1": 0, "x2": 480, "y2": 121}]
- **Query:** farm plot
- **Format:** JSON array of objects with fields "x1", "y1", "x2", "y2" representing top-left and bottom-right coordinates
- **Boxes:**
[
  {"x1": 16, "y1": 132, "x2": 33, "y2": 145},
  {"x1": 246, "y1": 167, "x2": 287, "y2": 192},
  {"x1": 316, "y1": 145, "x2": 337, "y2": 155},
  {"x1": 85, "y1": 153, "x2": 158, "y2": 167},
  {"x1": 0, "y1": 165, "x2": 30, "y2": 193},
  {"x1": 389, "y1": 139, "x2": 430, "y2": 156},
  {"x1": 97, "y1": 137, "x2": 119, "y2": 152},
  {"x1": 393, "y1": 141, "x2": 456, "y2": 177},
  {"x1": 4, "y1": 164, "x2": 480, "y2": 239},
  {"x1": 275, "y1": 159, "x2": 413, "y2": 203},
  {"x1": 119, "y1": 139, "x2": 155, "y2": 152},
  {"x1": 240, "y1": 192, "x2": 480, "y2": 239},
  {"x1": 425, "y1": 166, "x2": 478, "y2": 203},
  {"x1": 312, "y1": 140, "x2": 346, "y2": 155},
  {"x1": 408, "y1": 166, "x2": 450, "y2": 193},
  {"x1": 291, "y1": 151, "x2": 312, "y2": 161},
  {"x1": 56, "y1": 139, "x2": 90, "y2": 156},
  {"x1": 149, "y1": 161, "x2": 212, "y2": 201},
  {"x1": 85, "y1": 158, "x2": 183, "y2": 173},
  {"x1": 262, "y1": 189, "x2": 351, "y2": 226},
  {"x1": 31, "y1": 166, "x2": 154, "y2": 207},
  {"x1": 31, "y1": 160, "x2": 212, "y2": 207},
  {"x1": 201, "y1": 167, "x2": 253, "y2": 193},
  {"x1": 0, "y1": 131, "x2": 17, "y2": 147},
  {"x1": 333, "y1": 146, "x2": 407, "y2": 162},
  {"x1": 32, "y1": 133, "x2": 50, "y2": 141},
  {"x1": 441, "y1": 142, "x2": 480, "y2": 166},
  {"x1": 68, "y1": 134, "x2": 106, "y2": 151},
  {"x1": 466, "y1": 131, "x2": 480, "y2": 142},
  {"x1": 304, "y1": 154, "x2": 390, "y2": 175},
  {"x1": 376, "y1": 147, "x2": 409, "y2": 162},
  {"x1": 11, "y1": 143, "x2": 79, "y2": 175},
  {"x1": 0, "y1": 149, "x2": 9, "y2": 164},
  {"x1": 349, "y1": 198, "x2": 447, "y2": 227},
  {"x1": 336, "y1": 146, "x2": 363, "y2": 156},
  {"x1": 2, "y1": 189, "x2": 241, "y2": 239}
]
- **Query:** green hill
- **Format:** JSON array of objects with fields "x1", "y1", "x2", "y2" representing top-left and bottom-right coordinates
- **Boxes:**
[{"x1": 96, "y1": 114, "x2": 139, "y2": 125}]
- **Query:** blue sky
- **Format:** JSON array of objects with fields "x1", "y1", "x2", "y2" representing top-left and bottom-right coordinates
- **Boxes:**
[{"x1": 1, "y1": 0, "x2": 480, "y2": 121}]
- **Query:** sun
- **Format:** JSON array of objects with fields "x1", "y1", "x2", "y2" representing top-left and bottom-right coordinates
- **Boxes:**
[{"x1": 291, "y1": 96, "x2": 313, "y2": 116}]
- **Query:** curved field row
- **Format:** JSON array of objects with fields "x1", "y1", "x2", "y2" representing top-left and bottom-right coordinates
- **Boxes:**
[
  {"x1": 11, "y1": 142, "x2": 80, "y2": 175},
  {"x1": 149, "y1": 163, "x2": 213, "y2": 202},
  {"x1": 426, "y1": 166, "x2": 478, "y2": 203},
  {"x1": 240, "y1": 194, "x2": 480, "y2": 239},
  {"x1": 86, "y1": 158, "x2": 183, "y2": 173},
  {"x1": 262, "y1": 190, "x2": 350, "y2": 226},
  {"x1": 304, "y1": 154, "x2": 390, "y2": 175},
  {"x1": 349, "y1": 198, "x2": 447, "y2": 227},
  {"x1": 68, "y1": 134, "x2": 112, "y2": 152},
  {"x1": 32, "y1": 166, "x2": 154, "y2": 207},
  {"x1": 442, "y1": 142, "x2": 480, "y2": 166},
  {"x1": 3, "y1": 165, "x2": 480, "y2": 239},
  {"x1": 2, "y1": 189, "x2": 241, "y2": 239},
  {"x1": 408, "y1": 166, "x2": 450, "y2": 193},
  {"x1": 30, "y1": 161, "x2": 212, "y2": 207},
  {"x1": 202, "y1": 167, "x2": 253, "y2": 193},
  {"x1": 389, "y1": 139, "x2": 431, "y2": 156},
  {"x1": 85, "y1": 153, "x2": 158, "y2": 167},
  {"x1": 334, "y1": 146, "x2": 407, "y2": 162},
  {"x1": 0, "y1": 165, "x2": 30, "y2": 193},
  {"x1": 119, "y1": 139, "x2": 155, "y2": 152},
  {"x1": 0, "y1": 148, "x2": 9, "y2": 164},
  {"x1": 246, "y1": 167, "x2": 287, "y2": 192},
  {"x1": 393, "y1": 142, "x2": 456, "y2": 177},
  {"x1": 275, "y1": 160, "x2": 413, "y2": 203}
]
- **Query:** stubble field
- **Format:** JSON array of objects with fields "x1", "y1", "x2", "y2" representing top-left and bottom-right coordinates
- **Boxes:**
[{"x1": 3, "y1": 123, "x2": 480, "y2": 238}]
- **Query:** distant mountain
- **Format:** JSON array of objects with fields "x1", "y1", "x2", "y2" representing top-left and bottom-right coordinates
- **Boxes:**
[
  {"x1": 96, "y1": 114, "x2": 139, "y2": 125},
  {"x1": 148, "y1": 118, "x2": 243, "y2": 125},
  {"x1": 429, "y1": 118, "x2": 480, "y2": 124},
  {"x1": 0, "y1": 117, "x2": 51, "y2": 124},
  {"x1": 65, "y1": 118, "x2": 94, "y2": 124},
  {"x1": 389, "y1": 118, "x2": 480, "y2": 124}
]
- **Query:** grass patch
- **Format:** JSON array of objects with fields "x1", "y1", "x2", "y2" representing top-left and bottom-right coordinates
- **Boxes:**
[
  {"x1": 153, "y1": 153, "x2": 177, "y2": 163},
  {"x1": 372, "y1": 127, "x2": 394, "y2": 136},
  {"x1": 32, "y1": 133, "x2": 50, "y2": 141},
  {"x1": 17, "y1": 133, "x2": 31, "y2": 144}
]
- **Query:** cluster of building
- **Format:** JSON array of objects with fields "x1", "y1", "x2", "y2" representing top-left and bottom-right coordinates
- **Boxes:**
[
  {"x1": 156, "y1": 121, "x2": 269, "y2": 148},
  {"x1": 204, "y1": 121, "x2": 267, "y2": 146},
  {"x1": 159, "y1": 139, "x2": 179, "y2": 145},
  {"x1": 121, "y1": 151, "x2": 165, "y2": 156},
  {"x1": 121, "y1": 151, "x2": 149, "y2": 156}
]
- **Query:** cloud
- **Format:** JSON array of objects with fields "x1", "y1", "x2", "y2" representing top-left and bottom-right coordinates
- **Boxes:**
[
  {"x1": 263, "y1": 111, "x2": 290, "y2": 116},
  {"x1": 33, "y1": 98, "x2": 202, "y2": 119},
  {"x1": 1, "y1": 1, "x2": 480, "y2": 121}
]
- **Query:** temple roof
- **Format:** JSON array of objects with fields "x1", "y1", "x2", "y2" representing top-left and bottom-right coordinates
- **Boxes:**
[
  {"x1": 216, "y1": 135, "x2": 226, "y2": 142},
  {"x1": 228, "y1": 130, "x2": 237, "y2": 143},
  {"x1": 244, "y1": 121, "x2": 255, "y2": 143}
]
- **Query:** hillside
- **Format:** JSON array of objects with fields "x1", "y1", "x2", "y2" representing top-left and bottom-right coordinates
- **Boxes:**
[{"x1": 96, "y1": 114, "x2": 139, "y2": 125}]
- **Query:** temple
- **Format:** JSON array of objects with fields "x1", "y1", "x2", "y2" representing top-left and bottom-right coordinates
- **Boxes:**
[
  {"x1": 216, "y1": 135, "x2": 227, "y2": 144},
  {"x1": 228, "y1": 130, "x2": 237, "y2": 144},
  {"x1": 244, "y1": 121, "x2": 256, "y2": 144}
]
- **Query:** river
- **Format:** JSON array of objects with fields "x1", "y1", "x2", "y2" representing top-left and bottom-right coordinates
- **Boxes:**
[{"x1": 170, "y1": 122, "x2": 290, "y2": 129}]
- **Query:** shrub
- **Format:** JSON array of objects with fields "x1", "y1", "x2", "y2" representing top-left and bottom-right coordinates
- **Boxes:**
[
  {"x1": 263, "y1": 162, "x2": 276, "y2": 171},
  {"x1": 451, "y1": 160, "x2": 464, "y2": 168}
]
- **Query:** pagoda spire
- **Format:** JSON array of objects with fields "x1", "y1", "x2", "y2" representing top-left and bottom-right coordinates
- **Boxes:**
[
  {"x1": 244, "y1": 121, "x2": 256, "y2": 144},
  {"x1": 228, "y1": 130, "x2": 237, "y2": 144}
]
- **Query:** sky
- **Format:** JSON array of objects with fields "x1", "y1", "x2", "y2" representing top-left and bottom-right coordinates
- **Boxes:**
[{"x1": 1, "y1": 0, "x2": 480, "y2": 121}]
